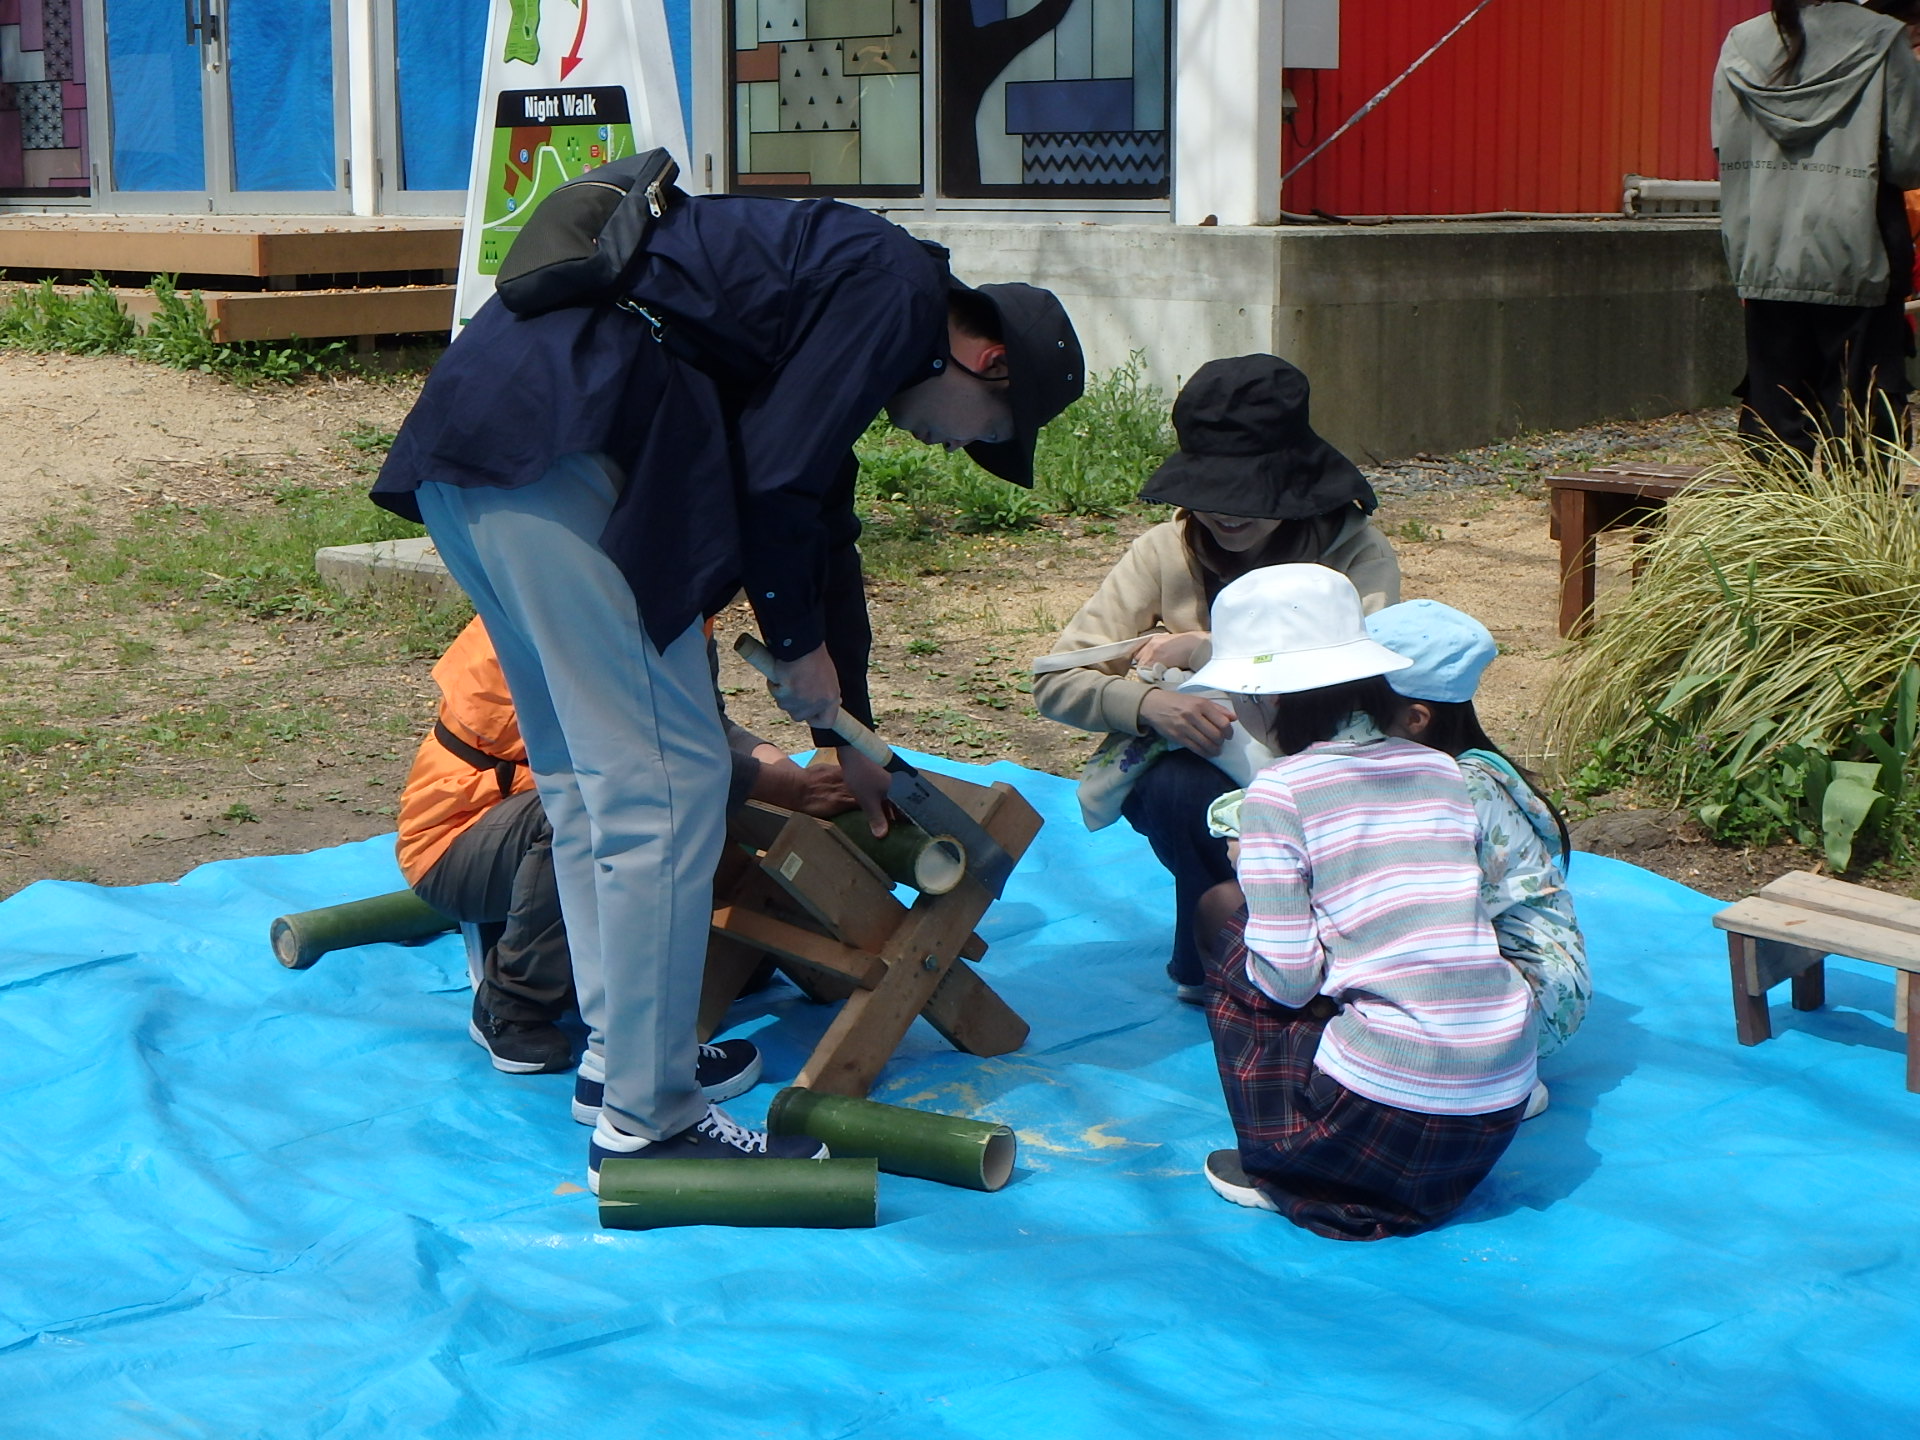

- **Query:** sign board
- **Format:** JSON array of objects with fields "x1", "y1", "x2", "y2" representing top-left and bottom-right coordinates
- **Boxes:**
[{"x1": 452, "y1": 0, "x2": 690, "y2": 331}]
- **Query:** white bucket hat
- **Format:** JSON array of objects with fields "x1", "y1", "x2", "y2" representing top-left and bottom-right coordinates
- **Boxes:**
[{"x1": 1180, "y1": 564, "x2": 1412, "y2": 696}]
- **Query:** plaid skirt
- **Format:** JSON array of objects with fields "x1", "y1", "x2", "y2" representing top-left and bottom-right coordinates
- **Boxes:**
[{"x1": 1203, "y1": 911, "x2": 1524, "y2": 1242}]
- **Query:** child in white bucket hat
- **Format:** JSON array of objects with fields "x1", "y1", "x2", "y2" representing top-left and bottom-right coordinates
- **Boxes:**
[
  {"x1": 1366, "y1": 599, "x2": 1589, "y2": 1121},
  {"x1": 1183, "y1": 566, "x2": 1536, "y2": 1240}
]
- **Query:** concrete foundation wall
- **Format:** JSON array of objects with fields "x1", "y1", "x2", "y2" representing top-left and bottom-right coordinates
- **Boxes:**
[{"x1": 908, "y1": 218, "x2": 1742, "y2": 464}]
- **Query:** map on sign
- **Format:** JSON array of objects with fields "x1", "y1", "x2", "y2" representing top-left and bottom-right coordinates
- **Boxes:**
[
  {"x1": 454, "y1": 0, "x2": 687, "y2": 331},
  {"x1": 475, "y1": 87, "x2": 637, "y2": 276}
]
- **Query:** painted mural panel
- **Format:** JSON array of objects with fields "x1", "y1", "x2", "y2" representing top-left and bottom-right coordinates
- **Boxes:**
[
  {"x1": 940, "y1": 0, "x2": 1167, "y2": 198},
  {"x1": 731, "y1": 0, "x2": 921, "y2": 192},
  {"x1": 0, "y1": 0, "x2": 86, "y2": 193}
]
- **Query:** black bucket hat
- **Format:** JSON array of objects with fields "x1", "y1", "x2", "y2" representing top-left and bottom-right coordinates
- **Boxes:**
[
  {"x1": 962, "y1": 282, "x2": 1084, "y2": 489},
  {"x1": 1139, "y1": 355, "x2": 1375, "y2": 519}
]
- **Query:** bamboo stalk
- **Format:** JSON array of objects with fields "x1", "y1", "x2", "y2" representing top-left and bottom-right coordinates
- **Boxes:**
[
  {"x1": 766, "y1": 1087, "x2": 1017, "y2": 1192},
  {"x1": 269, "y1": 889, "x2": 454, "y2": 970},
  {"x1": 830, "y1": 814, "x2": 966, "y2": 895},
  {"x1": 596, "y1": 1157, "x2": 878, "y2": 1230}
]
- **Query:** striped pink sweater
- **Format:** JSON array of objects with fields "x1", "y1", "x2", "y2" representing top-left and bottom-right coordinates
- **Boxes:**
[{"x1": 1236, "y1": 730, "x2": 1536, "y2": 1116}]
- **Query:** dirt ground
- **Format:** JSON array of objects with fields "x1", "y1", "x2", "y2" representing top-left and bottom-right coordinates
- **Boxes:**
[{"x1": 0, "y1": 353, "x2": 1820, "y2": 902}]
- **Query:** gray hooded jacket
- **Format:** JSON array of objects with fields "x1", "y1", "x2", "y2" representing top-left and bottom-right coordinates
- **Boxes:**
[{"x1": 1715, "y1": 3, "x2": 1920, "y2": 306}]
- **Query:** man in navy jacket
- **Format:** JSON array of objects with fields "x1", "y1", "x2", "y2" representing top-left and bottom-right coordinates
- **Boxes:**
[{"x1": 374, "y1": 193, "x2": 1081, "y2": 1190}]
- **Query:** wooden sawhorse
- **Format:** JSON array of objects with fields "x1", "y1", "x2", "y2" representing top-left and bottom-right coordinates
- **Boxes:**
[
  {"x1": 696, "y1": 769, "x2": 1041, "y2": 1098},
  {"x1": 1713, "y1": 870, "x2": 1920, "y2": 1092}
]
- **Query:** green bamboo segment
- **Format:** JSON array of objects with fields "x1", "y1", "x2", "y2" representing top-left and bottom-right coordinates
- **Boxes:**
[
  {"x1": 596, "y1": 1157, "x2": 878, "y2": 1230},
  {"x1": 767, "y1": 1087, "x2": 1017, "y2": 1192},
  {"x1": 830, "y1": 813, "x2": 966, "y2": 895},
  {"x1": 269, "y1": 889, "x2": 455, "y2": 970}
]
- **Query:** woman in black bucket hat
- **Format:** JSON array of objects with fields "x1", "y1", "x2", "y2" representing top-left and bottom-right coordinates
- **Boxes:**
[{"x1": 1033, "y1": 355, "x2": 1401, "y2": 1002}]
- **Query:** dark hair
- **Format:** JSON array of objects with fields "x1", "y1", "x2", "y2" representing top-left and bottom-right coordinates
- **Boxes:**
[
  {"x1": 948, "y1": 288, "x2": 1004, "y2": 343},
  {"x1": 1868, "y1": 0, "x2": 1920, "y2": 23},
  {"x1": 1387, "y1": 695, "x2": 1572, "y2": 866},
  {"x1": 1177, "y1": 507, "x2": 1351, "y2": 601},
  {"x1": 1258, "y1": 675, "x2": 1400, "y2": 756},
  {"x1": 1771, "y1": 0, "x2": 1809, "y2": 82}
]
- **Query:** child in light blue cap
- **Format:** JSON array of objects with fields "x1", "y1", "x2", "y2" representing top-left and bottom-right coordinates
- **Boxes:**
[{"x1": 1365, "y1": 599, "x2": 1590, "y2": 1120}]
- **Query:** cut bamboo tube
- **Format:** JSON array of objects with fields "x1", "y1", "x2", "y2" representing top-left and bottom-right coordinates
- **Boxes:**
[
  {"x1": 766, "y1": 1087, "x2": 1016, "y2": 1192},
  {"x1": 830, "y1": 814, "x2": 966, "y2": 895},
  {"x1": 269, "y1": 889, "x2": 454, "y2": 970},
  {"x1": 596, "y1": 1157, "x2": 878, "y2": 1230}
]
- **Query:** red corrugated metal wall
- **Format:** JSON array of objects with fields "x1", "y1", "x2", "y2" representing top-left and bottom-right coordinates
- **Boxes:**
[{"x1": 1282, "y1": 0, "x2": 1769, "y2": 216}]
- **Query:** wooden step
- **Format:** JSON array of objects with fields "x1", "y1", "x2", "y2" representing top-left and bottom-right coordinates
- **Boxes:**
[{"x1": 0, "y1": 214, "x2": 460, "y2": 279}]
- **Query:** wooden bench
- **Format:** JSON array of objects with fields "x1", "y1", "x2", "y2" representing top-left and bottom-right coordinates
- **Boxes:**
[
  {"x1": 698, "y1": 768, "x2": 1041, "y2": 1098},
  {"x1": 1712, "y1": 871, "x2": 1920, "y2": 1092},
  {"x1": 1545, "y1": 463, "x2": 1712, "y2": 637}
]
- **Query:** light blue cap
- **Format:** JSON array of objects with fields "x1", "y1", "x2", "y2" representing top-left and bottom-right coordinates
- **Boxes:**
[{"x1": 1362, "y1": 599, "x2": 1496, "y2": 704}]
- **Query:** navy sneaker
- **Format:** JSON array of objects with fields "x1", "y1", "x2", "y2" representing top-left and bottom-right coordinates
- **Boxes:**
[
  {"x1": 571, "y1": 1038, "x2": 763, "y2": 1124},
  {"x1": 468, "y1": 993, "x2": 574, "y2": 1074},
  {"x1": 587, "y1": 1105, "x2": 830, "y2": 1194}
]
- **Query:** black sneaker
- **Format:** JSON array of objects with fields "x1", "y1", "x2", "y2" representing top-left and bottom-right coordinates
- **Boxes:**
[
  {"x1": 1204, "y1": 1149, "x2": 1280, "y2": 1213},
  {"x1": 571, "y1": 1038, "x2": 763, "y2": 1123},
  {"x1": 587, "y1": 1105, "x2": 830, "y2": 1194},
  {"x1": 468, "y1": 993, "x2": 574, "y2": 1074}
]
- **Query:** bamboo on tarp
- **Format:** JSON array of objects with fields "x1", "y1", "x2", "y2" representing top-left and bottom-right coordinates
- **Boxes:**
[
  {"x1": 270, "y1": 890, "x2": 454, "y2": 970},
  {"x1": 830, "y1": 813, "x2": 966, "y2": 895},
  {"x1": 596, "y1": 1157, "x2": 878, "y2": 1230},
  {"x1": 767, "y1": 1087, "x2": 1016, "y2": 1192}
]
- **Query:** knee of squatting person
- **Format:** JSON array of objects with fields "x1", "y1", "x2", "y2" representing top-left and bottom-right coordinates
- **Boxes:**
[
  {"x1": 1031, "y1": 355, "x2": 1401, "y2": 1002},
  {"x1": 397, "y1": 614, "x2": 859, "y2": 1088},
  {"x1": 1365, "y1": 599, "x2": 1591, "y2": 1121},
  {"x1": 1181, "y1": 564, "x2": 1536, "y2": 1241}
]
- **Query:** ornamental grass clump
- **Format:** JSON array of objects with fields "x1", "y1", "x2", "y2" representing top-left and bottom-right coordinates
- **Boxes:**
[{"x1": 1546, "y1": 428, "x2": 1920, "y2": 872}]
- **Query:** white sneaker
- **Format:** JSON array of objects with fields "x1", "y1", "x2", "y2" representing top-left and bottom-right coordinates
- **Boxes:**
[{"x1": 1522, "y1": 1081, "x2": 1550, "y2": 1121}]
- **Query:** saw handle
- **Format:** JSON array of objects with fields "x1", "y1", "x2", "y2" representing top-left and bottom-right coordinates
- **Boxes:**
[{"x1": 733, "y1": 633, "x2": 895, "y2": 771}]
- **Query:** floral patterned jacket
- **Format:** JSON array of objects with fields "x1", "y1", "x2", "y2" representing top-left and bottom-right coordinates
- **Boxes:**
[{"x1": 1457, "y1": 750, "x2": 1590, "y2": 1056}]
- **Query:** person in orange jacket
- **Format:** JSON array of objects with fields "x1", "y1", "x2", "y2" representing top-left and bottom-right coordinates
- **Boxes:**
[{"x1": 397, "y1": 615, "x2": 855, "y2": 1076}]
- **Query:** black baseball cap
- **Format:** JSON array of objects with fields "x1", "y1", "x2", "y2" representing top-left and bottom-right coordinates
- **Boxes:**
[{"x1": 962, "y1": 282, "x2": 1084, "y2": 489}]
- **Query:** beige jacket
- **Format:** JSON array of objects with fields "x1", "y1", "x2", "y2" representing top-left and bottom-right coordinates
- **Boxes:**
[{"x1": 1034, "y1": 512, "x2": 1401, "y2": 736}]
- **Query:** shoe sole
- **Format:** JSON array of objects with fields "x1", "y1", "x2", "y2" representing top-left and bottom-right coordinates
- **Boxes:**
[
  {"x1": 587, "y1": 1135, "x2": 831, "y2": 1194},
  {"x1": 701, "y1": 1050, "x2": 763, "y2": 1104},
  {"x1": 1204, "y1": 1158, "x2": 1280, "y2": 1213},
  {"x1": 572, "y1": 1050, "x2": 765, "y2": 1123},
  {"x1": 468, "y1": 1019, "x2": 562, "y2": 1075}
]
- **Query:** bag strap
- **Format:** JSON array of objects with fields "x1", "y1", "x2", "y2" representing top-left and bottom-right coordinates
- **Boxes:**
[{"x1": 433, "y1": 719, "x2": 520, "y2": 800}]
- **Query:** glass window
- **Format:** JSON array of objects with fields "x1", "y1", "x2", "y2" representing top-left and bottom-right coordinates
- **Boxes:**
[
  {"x1": 730, "y1": 0, "x2": 922, "y2": 194},
  {"x1": 396, "y1": 0, "x2": 490, "y2": 191},
  {"x1": 940, "y1": 0, "x2": 1167, "y2": 199}
]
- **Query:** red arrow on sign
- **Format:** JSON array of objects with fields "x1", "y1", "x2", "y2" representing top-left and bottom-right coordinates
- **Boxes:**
[{"x1": 560, "y1": 0, "x2": 589, "y2": 79}]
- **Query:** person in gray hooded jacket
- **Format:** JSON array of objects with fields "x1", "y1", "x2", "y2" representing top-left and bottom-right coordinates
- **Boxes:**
[{"x1": 1715, "y1": 0, "x2": 1920, "y2": 450}]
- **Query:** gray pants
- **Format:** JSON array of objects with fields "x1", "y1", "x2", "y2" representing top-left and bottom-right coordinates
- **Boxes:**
[
  {"x1": 412, "y1": 790, "x2": 571, "y2": 1025},
  {"x1": 417, "y1": 455, "x2": 729, "y2": 1141}
]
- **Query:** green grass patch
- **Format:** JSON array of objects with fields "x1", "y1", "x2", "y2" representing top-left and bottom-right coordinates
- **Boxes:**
[{"x1": 34, "y1": 483, "x2": 471, "y2": 654}]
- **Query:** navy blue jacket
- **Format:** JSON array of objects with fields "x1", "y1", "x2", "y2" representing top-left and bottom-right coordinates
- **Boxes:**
[{"x1": 373, "y1": 194, "x2": 953, "y2": 736}]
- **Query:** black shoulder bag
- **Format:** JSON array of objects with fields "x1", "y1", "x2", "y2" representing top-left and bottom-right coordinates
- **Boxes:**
[{"x1": 493, "y1": 149, "x2": 680, "y2": 317}]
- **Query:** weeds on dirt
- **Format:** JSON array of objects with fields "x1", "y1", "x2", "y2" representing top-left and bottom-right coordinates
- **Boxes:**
[
  {"x1": 1548, "y1": 428, "x2": 1920, "y2": 873},
  {"x1": 0, "y1": 273, "x2": 361, "y2": 383}
]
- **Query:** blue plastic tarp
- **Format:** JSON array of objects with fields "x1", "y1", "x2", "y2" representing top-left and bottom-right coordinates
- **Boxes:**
[{"x1": 3, "y1": 754, "x2": 1918, "y2": 1437}]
